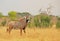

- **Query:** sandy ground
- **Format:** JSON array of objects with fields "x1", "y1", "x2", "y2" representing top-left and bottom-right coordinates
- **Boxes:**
[{"x1": 0, "y1": 27, "x2": 60, "y2": 41}]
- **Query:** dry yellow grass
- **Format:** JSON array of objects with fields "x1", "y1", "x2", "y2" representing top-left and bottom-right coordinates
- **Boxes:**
[{"x1": 0, "y1": 27, "x2": 60, "y2": 41}]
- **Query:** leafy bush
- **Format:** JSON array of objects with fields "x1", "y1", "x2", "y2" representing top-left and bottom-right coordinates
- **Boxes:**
[
  {"x1": 56, "y1": 17, "x2": 60, "y2": 28},
  {"x1": 40, "y1": 15, "x2": 51, "y2": 28},
  {"x1": 8, "y1": 11, "x2": 17, "y2": 20},
  {"x1": 56, "y1": 21, "x2": 60, "y2": 28},
  {"x1": 34, "y1": 17, "x2": 41, "y2": 27},
  {"x1": 1, "y1": 20, "x2": 6, "y2": 26}
]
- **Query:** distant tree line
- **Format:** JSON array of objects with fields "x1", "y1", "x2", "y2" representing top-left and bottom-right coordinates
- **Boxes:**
[{"x1": 0, "y1": 11, "x2": 60, "y2": 28}]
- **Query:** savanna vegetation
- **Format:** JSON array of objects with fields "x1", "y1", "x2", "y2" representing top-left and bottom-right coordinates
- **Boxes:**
[
  {"x1": 0, "y1": 10, "x2": 60, "y2": 28},
  {"x1": 0, "y1": 9, "x2": 60, "y2": 41}
]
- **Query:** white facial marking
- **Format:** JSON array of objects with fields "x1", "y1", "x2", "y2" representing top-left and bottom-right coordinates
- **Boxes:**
[{"x1": 24, "y1": 16, "x2": 26, "y2": 19}]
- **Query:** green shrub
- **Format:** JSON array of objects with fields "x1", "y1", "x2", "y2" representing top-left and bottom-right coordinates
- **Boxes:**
[
  {"x1": 56, "y1": 21, "x2": 60, "y2": 28},
  {"x1": 56, "y1": 17, "x2": 60, "y2": 28},
  {"x1": 40, "y1": 15, "x2": 51, "y2": 28},
  {"x1": 1, "y1": 20, "x2": 6, "y2": 26},
  {"x1": 34, "y1": 17, "x2": 41, "y2": 27}
]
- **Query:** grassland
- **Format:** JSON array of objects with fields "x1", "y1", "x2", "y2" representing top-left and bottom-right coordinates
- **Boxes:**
[{"x1": 0, "y1": 26, "x2": 60, "y2": 41}]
